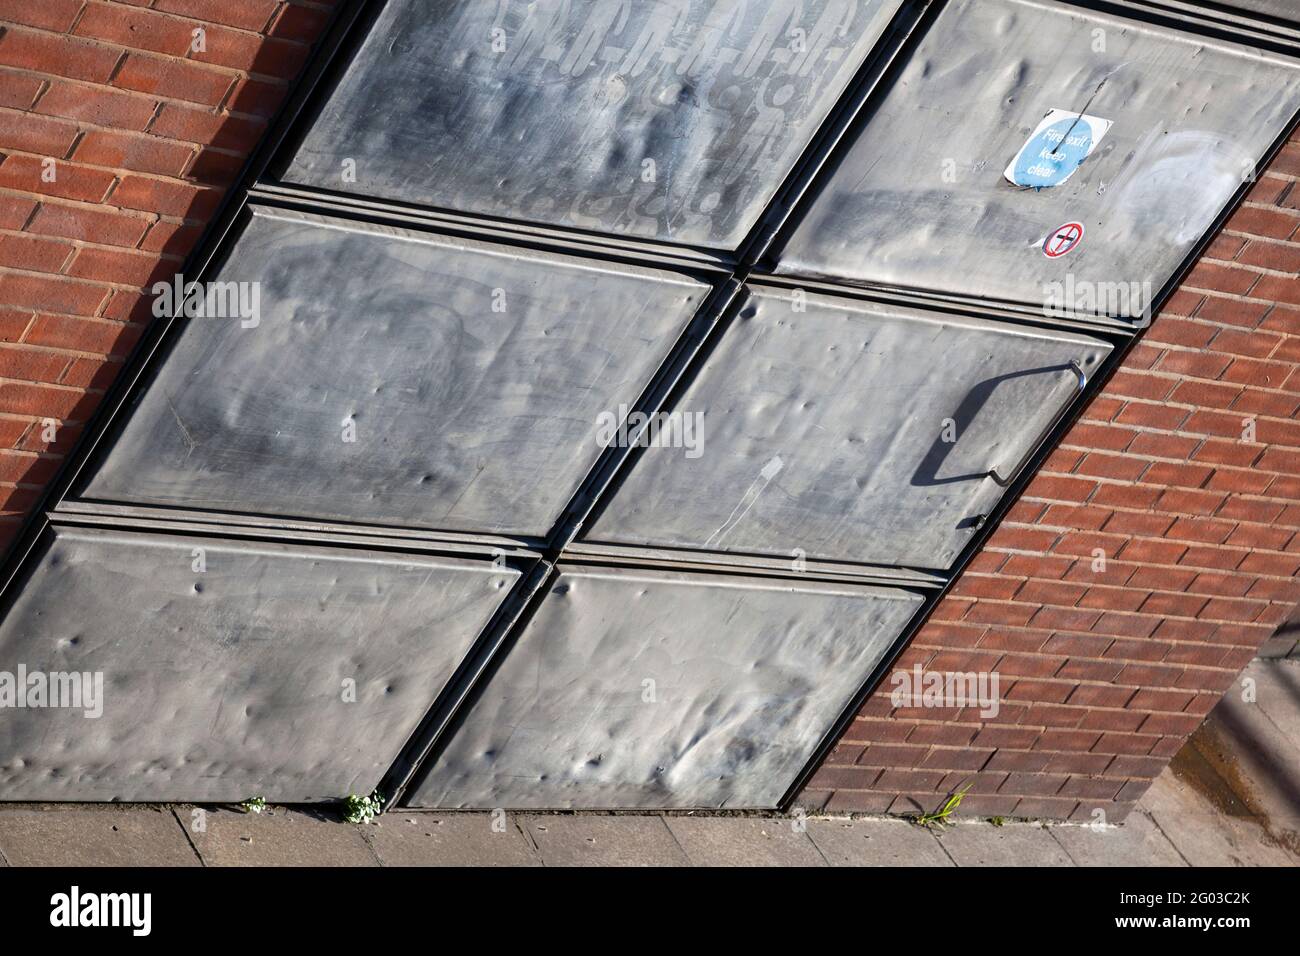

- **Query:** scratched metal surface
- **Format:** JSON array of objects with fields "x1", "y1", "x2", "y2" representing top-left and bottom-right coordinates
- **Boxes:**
[
  {"x1": 1218, "y1": 0, "x2": 1300, "y2": 24},
  {"x1": 584, "y1": 286, "x2": 1112, "y2": 570},
  {"x1": 283, "y1": 0, "x2": 903, "y2": 249},
  {"x1": 74, "y1": 207, "x2": 706, "y2": 535},
  {"x1": 407, "y1": 564, "x2": 922, "y2": 809},
  {"x1": 0, "y1": 526, "x2": 518, "y2": 802},
  {"x1": 774, "y1": 0, "x2": 1300, "y2": 317}
]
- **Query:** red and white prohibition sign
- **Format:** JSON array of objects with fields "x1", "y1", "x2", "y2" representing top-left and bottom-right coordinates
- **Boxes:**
[{"x1": 1042, "y1": 221, "x2": 1084, "y2": 258}]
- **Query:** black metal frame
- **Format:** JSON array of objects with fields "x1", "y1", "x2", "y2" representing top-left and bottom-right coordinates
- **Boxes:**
[{"x1": 1, "y1": 0, "x2": 1297, "y2": 812}]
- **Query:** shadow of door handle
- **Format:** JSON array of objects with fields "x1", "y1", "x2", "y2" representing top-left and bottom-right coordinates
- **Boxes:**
[{"x1": 987, "y1": 359, "x2": 1088, "y2": 488}]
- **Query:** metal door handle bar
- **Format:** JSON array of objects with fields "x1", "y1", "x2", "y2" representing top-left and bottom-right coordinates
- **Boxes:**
[{"x1": 987, "y1": 359, "x2": 1088, "y2": 487}]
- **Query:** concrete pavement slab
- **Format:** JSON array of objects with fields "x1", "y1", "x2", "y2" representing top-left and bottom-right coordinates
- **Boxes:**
[
  {"x1": 664, "y1": 816, "x2": 826, "y2": 866},
  {"x1": 186, "y1": 807, "x2": 378, "y2": 866},
  {"x1": 1251, "y1": 659, "x2": 1300, "y2": 736},
  {"x1": 366, "y1": 813, "x2": 539, "y2": 866},
  {"x1": 807, "y1": 817, "x2": 953, "y2": 866},
  {"x1": 0, "y1": 807, "x2": 198, "y2": 866},
  {"x1": 1141, "y1": 773, "x2": 1295, "y2": 867},
  {"x1": 522, "y1": 815, "x2": 689, "y2": 866},
  {"x1": 1214, "y1": 663, "x2": 1300, "y2": 810},
  {"x1": 1049, "y1": 813, "x2": 1186, "y2": 867},
  {"x1": 935, "y1": 821, "x2": 1074, "y2": 867}
]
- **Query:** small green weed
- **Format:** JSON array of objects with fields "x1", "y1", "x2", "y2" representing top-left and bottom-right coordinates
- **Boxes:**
[
  {"x1": 343, "y1": 791, "x2": 383, "y2": 824},
  {"x1": 911, "y1": 784, "x2": 972, "y2": 831}
]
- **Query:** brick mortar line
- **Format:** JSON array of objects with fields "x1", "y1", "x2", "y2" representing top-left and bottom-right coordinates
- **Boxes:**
[
  {"x1": 958, "y1": 606, "x2": 1287, "y2": 628},
  {"x1": 1087, "y1": 390, "x2": 1300, "y2": 412},
  {"x1": 0, "y1": 185, "x2": 160, "y2": 220},
  {"x1": 1198, "y1": 254, "x2": 1300, "y2": 280},
  {"x1": 0, "y1": 103, "x2": 253, "y2": 159},
  {"x1": 1237, "y1": 199, "x2": 1300, "y2": 217},
  {"x1": 989, "y1": 535, "x2": 1300, "y2": 562},
  {"x1": 1153, "y1": 303, "x2": 1298, "y2": 326},
  {"x1": 1055, "y1": 439, "x2": 1299, "y2": 456},
  {"x1": 0, "y1": 448, "x2": 77, "y2": 461},
  {"x1": 1217, "y1": 230, "x2": 1300, "y2": 248},
  {"x1": 931, "y1": 579, "x2": 1281, "y2": 597},
  {"x1": 0, "y1": 262, "x2": 189, "y2": 293},
  {"x1": 1128, "y1": 336, "x2": 1299, "y2": 357},
  {"x1": 977, "y1": 539, "x2": 1300, "y2": 567},
  {"x1": 1182, "y1": 283, "x2": 1300, "y2": 303},
  {"x1": 1170, "y1": 291, "x2": 1300, "y2": 313},
  {"x1": 2, "y1": 310, "x2": 146, "y2": 330},
  {"x1": 4, "y1": 7, "x2": 312, "y2": 55},
  {"x1": 1027, "y1": 471, "x2": 1300, "y2": 495},
  {"x1": 0, "y1": 372, "x2": 103, "y2": 393},
  {"x1": 0, "y1": 226, "x2": 190, "y2": 263},
  {"x1": 823, "y1": 762, "x2": 1167, "y2": 784},
  {"x1": 2, "y1": 58, "x2": 300, "y2": 113},
  {"x1": 1020, "y1": 490, "x2": 1300, "y2": 515},
  {"x1": 888, "y1": 644, "x2": 1241, "y2": 666},
  {"x1": 919, "y1": 632, "x2": 1273, "y2": 654},
  {"x1": 0, "y1": 341, "x2": 135, "y2": 362},
  {"x1": 1, "y1": 63, "x2": 283, "y2": 128},
  {"x1": 843, "y1": 721, "x2": 1204, "y2": 736},
  {"x1": 1002, "y1": 528, "x2": 1298, "y2": 553}
]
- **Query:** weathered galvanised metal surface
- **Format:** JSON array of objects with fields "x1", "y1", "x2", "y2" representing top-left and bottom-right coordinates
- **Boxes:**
[
  {"x1": 775, "y1": 0, "x2": 1300, "y2": 317},
  {"x1": 408, "y1": 564, "x2": 923, "y2": 809},
  {"x1": 284, "y1": 0, "x2": 904, "y2": 248},
  {"x1": 74, "y1": 207, "x2": 707, "y2": 536},
  {"x1": 3, "y1": 1, "x2": 1297, "y2": 810},
  {"x1": 585, "y1": 286, "x2": 1112, "y2": 570},
  {"x1": 0, "y1": 526, "x2": 518, "y2": 802},
  {"x1": 1218, "y1": 0, "x2": 1300, "y2": 25}
]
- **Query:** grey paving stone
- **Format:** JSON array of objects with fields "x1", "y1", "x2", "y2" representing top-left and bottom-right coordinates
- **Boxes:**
[
  {"x1": 664, "y1": 816, "x2": 826, "y2": 867},
  {"x1": 186, "y1": 807, "x2": 378, "y2": 866},
  {"x1": 1202, "y1": 678, "x2": 1300, "y2": 849},
  {"x1": 935, "y1": 821, "x2": 1074, "y2": 867},
  {"x1": 1049, "y1": 813, "x2": 1186, "y2": 867},
  {"x1": 1241, "y1": 661, "x2": 1300, "y2": 770},
  {"x1": 522, "y1": 815, "x2": 688, "y2": 867},
  {"x1": 1141, "y1": 772, "x2": 1296, "y2": 867},
  {"x1": 0, "y1": 807, "x2": 198, "y2": 866},
  {"x1": 366, "y1": 813, "x2": 539, "y2": 866},
  {"x1": 807, "y1": 817, "x2": 952, "y2": 866}
]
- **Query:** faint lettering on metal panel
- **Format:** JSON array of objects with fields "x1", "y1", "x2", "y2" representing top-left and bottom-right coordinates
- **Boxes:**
[{"x1": 285, "y1": 0, "x2": 903, "y2": 247}]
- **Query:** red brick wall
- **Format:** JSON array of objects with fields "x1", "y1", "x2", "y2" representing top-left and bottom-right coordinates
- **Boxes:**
[
  {"x1": 0, "y1": 0, "x2": 333, "y2": 548},
  {"x1": 804, "y1": 130, "x2": 1300, "y2": 822}
]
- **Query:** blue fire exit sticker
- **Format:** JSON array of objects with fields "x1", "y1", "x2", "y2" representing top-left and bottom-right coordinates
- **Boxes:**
[{"x1": 1004, "y1": 109, "x2": 1112, "y2": 189}]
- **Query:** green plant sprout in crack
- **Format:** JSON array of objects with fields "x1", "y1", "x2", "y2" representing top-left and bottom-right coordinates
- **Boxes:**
[
  {"x1": 989, "y1": 816, "x2": 1006, "y2": 827},
  {"x1": 343, "y1": 791, "x2": 383, "y2": 824},
  {"x1": 239, "y1": 796, "x2": 267, "y2": 815},
  {"x1": 911, "y1": 784, "x2": 972, "y2": 831}
]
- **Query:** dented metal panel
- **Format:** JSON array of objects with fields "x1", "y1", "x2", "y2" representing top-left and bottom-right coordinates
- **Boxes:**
[
  {"x1": 75, "y1": 207, "x2": 707, "y2": 536},
  {"x1": 0, "y1": 526, "x2": 518, "y2": 802},
  {"x1": 1217, "y1": 0, "x2": 1300, "y2": 25},
  {"x1": 774, "y1": 0, "x2": 1300, "y2": 317},
  {"x1": 585, "y1": 286, "x2": 1112, "y2": 570},
  {"x1": 408, "y1": 564, "x2": 922, "y2": 809},
  {"x1": 283, "y1": 0, "x2": 904, "y2": 249}
]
